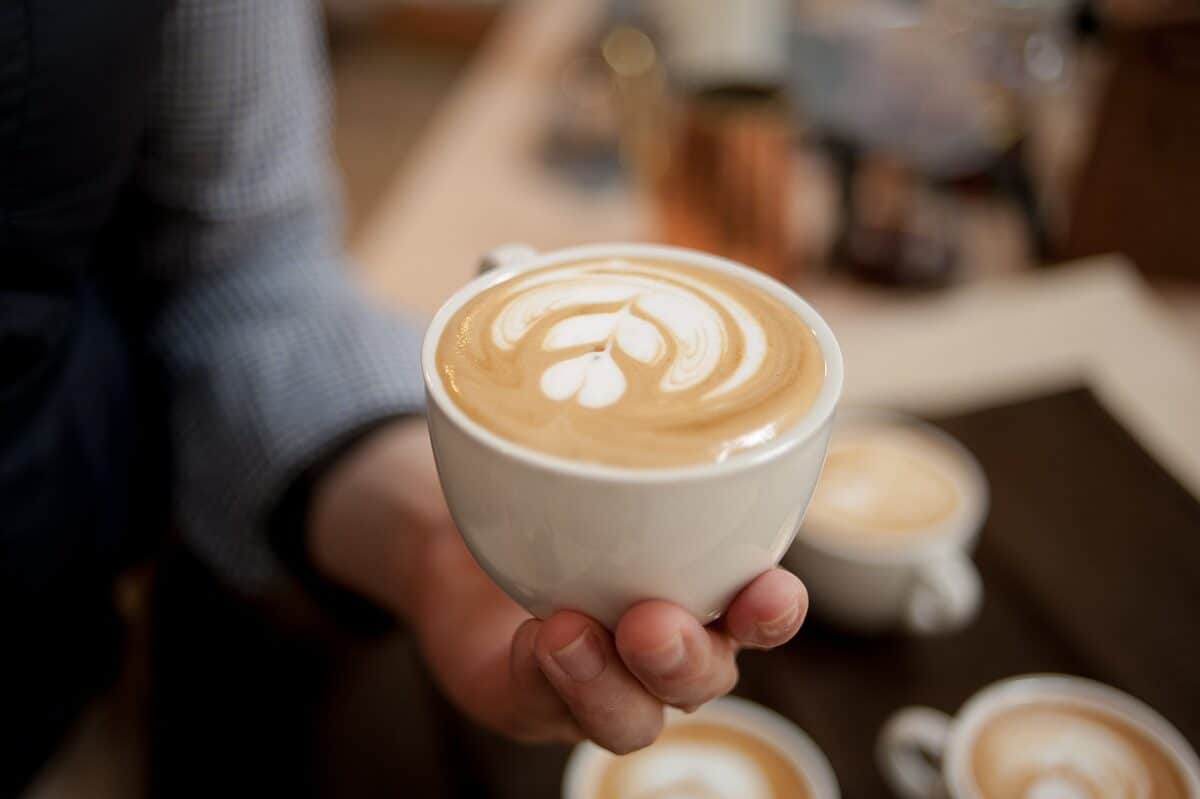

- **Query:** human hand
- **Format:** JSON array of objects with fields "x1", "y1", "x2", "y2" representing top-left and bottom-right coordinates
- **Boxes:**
[{"x1": 309, "y1": 418, "x2": 808, "y2": 753}]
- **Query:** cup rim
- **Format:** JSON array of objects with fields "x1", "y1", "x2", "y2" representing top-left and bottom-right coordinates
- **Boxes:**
[
  {"x1": 944, "y1": 673, "x2": 1200, "y2": 797},
  {"x1": 794, "y1": 407, "x2": 990, "y2": 565},
  {"x1": 561, "y1": 695, "x2": 841, "y2": 799},
  {"x1": 421, "y1": 242, "x2": 844, "y2": 483}
]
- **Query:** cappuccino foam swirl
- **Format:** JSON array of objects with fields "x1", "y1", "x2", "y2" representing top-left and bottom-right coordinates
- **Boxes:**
[
  {"x1": 615, "y1": 742, "x2": 771, "y2": 799},
  {"x1": 972, "y1": 704, "x2": 1191, "y2": 799},
  {"x1": 805, "y1": 423, "x2": 973, "y2": 550},
  {"x1": 492, "y1": 264, "x2": 767, "y2": 407},
  {"x1": 593, "y1": 722, "x2": 812, "y2": 799},
  {"x1": 437, "y1": 258, "x2": 823, "y2": 467}
]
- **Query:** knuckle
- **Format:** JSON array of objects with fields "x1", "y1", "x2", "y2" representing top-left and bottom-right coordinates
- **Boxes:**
[
  {"x1": 656, "y1": 681, "x2": 709, "y2": 708},
  {"x1": 602, "y1": 715, "x2": 663, "y2": 755},
  {"x1": 670, "y1": 667, "x2": 739, "y2": 711},
  {"x1": 649, "y1": 663, "x2": 705, "y2": 692},
  {"x1": 702, "y1": 653, "x2": 741, "y2": 695},
  {"x1": 642, "y1": 648, "x2": 716, "y2": 698},
  {"x1": 656, "y1": 665, "x2": 737, "y2": 709},
  {"x1": 582, "y1": 696, "x2": 663, "y2": 755}
]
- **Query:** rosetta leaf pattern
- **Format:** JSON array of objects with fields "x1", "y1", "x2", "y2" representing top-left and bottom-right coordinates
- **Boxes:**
[{"x1": 539, "y1": 308, "x2": 665, "y2": 408}]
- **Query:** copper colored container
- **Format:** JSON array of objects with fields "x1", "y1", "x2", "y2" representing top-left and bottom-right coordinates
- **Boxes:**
[{"x1": 654, "y1": 87, "x2": 796, "y2": 280}]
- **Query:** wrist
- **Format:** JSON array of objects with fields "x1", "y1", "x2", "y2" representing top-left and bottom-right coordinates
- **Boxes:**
[
  {"x1": 307, "y1": 416, "x2": 450, "y2": 624},
  {"x1": 269, "y1": 417, "x2": 410, "y2": 632}
]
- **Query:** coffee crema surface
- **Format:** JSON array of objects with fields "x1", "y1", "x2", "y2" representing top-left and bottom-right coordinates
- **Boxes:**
[
  {"x1": 593, "y1": 721, "x2": 811, "y2": 799},
  {"x1": 805, "y1": 423, "x2": 972, "y2": 550},
  {"x1": 971, "y1": 702, "x2": 1191, "y2": 799},
  {"x1": 436, "y1": 258, "x2": 823, "y2": 467}
]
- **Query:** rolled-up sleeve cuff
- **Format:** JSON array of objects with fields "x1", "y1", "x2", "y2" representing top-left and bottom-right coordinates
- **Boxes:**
[{"x1": 170, "y1": 284, "x2": 426, "y2": 603}]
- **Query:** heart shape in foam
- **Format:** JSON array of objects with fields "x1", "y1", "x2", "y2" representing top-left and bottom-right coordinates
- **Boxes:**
[
  {"x1": 540, "y1": 351, "x2": 627, "y2": 408},
  {"x1": 540, "y1": 309, "x2": 665, "y2": 408}
]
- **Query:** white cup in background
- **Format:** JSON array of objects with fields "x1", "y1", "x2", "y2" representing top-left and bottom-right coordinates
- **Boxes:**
[
  {"x1": 783, "y1": 410, "x2": 987, "y2": 636},
  {"x1": 563, "y1": 695, "x2": 840, "y2": 799},
  {"x1": 878, "y1": 674, "x2": 1200, "y2": 799},
  {"x1": 423, "y1": 243, "x2": 843, "y2": 629}
]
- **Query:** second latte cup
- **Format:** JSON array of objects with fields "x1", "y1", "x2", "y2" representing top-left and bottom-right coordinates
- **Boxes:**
[
  {"x1": 878, "y1": 674, "x2": 1200, "y2": 799},
  {"x1": 421, "y1": 243, "x2": 843, "y2": 629},
  {"x1": 783, "y1": 411, "x2": 988, "y2": 636}
]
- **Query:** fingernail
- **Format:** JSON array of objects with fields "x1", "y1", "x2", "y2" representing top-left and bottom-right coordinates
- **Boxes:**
[
  {"x1": 756, "y1": 602, "x2": 800, "y2": 641},
  {"x1": 552, "y1": 629, "x2": 606, "y2": 683},
  {"x1": 636, "y1": 633, "x2": 687, "y2": 677}
]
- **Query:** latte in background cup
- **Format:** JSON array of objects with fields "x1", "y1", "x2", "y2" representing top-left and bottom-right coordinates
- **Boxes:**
[
  {"x1": 878, "y1": 674, "x2": 1200, "y2": 799},
  {"x1": 783, "y1": 410, "x2": 987, "y2": 635},
  {"x1": 564, "y1": 696, "x2": 840, "y2": 799},
  {"x1": 423, "y1": 243, "x2": 842, "y2": 628}
]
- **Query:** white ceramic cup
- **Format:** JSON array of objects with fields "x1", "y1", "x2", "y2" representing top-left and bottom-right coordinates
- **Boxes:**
[
  {"x1": 878, "y1": 674, "x2": 1200, "y2": 799},
  {"x1": 783, "y1": 410, "x2": 987, "y2": 636},
  {"x1": 563, "y1": 695, "x2": 841, "y2": 799},
  {"x1": 422, "y1": 242, "x2": 843, "y2": 629}
]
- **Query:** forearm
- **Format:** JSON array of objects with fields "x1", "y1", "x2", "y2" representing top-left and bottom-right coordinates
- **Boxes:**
[
  {"x1": 307, "y1": 418, "x2": 444, "y2": 622},
  {"x1": 306, "y1": 416, "x2": 517, "y2": 631},
  {"x1": 307, "y1": 416, "x2": 534, "y2": 731}
]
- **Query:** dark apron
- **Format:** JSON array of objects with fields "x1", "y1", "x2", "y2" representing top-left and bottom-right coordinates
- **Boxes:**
[{"x1": 1, "y1": 0, "x2": 172, "y2": 791}]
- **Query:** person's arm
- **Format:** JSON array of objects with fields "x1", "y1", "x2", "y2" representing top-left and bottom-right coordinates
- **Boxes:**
[
  {"x1": 140, "y1": 0, "x2": 808, "y2": 753},
  {"x1": 136, "y1": 0, "x2": 423, "y2": 594}
]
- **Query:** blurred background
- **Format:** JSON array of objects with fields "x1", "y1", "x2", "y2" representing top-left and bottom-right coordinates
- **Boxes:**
[
  {"x1": 29, "y1": 0, "x2": 1200, "y2": 796},
  {"x1": 328, "y1": 0, "x2": 1200, "y2": 315}
]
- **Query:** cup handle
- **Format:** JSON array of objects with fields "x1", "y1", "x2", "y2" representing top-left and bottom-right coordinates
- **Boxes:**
[
  {"x1": 478, "y1": 243, "x2": 538, "y2": 275},
  {"x1": 903, "y1": 551, "x2": 982, "y2": 636},
  {"x1": 877, "y1": 706, "x2": 953, "y2": 799}
]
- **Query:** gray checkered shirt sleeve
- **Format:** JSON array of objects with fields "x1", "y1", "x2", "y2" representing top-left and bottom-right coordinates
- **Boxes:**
[{"x1": 136, "y1": 0, "x2": 425, "y2": 591}]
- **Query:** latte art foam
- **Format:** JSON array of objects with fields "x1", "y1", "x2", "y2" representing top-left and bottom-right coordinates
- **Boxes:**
[
  {"x1": 972, "y1": 703, "x2": 1191, "y2": 799},
  {"x1": 437, "y1": 258, "x2": 823, "y2": 467},
  {"x1": 594, "y1": 722, "x2": 811, "y2": 799},
  {"x1": 805, "y1": 422, "x2": 976, "y2": 550}
]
